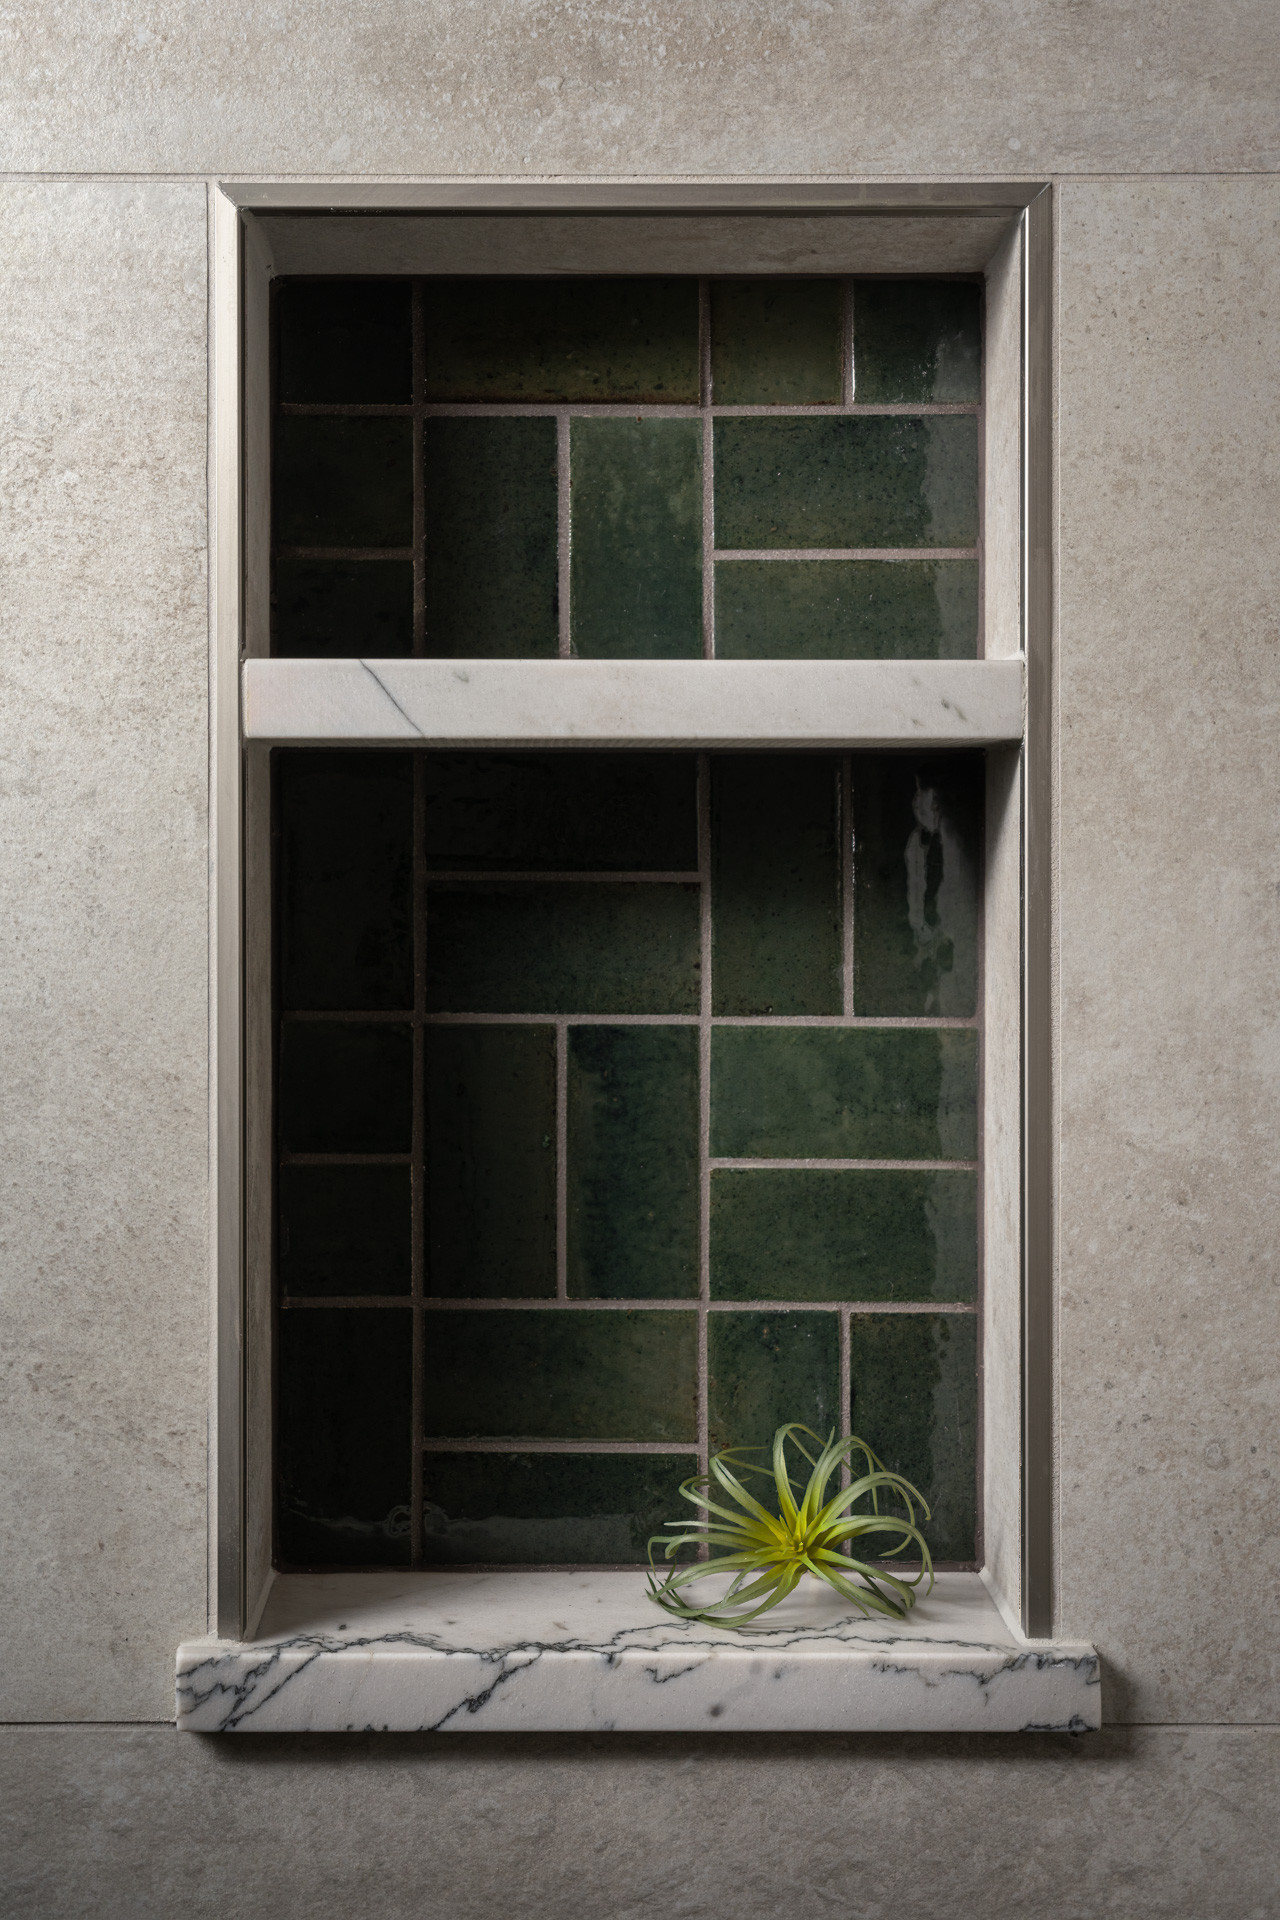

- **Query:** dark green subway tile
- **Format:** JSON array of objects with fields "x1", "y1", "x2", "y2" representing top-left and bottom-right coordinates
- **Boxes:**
[
  {"x1": 278, "y1": 1022, "x2": 413, "y2": 1154},
  {"x1": 853, "y1": 280, "x2": 981, "y2": 404},
  {"x1": 426, "y1": 1025, "x2": 556, "y2": 1299},
  {"x1": 710, "y1": 1169, "x2": 977, "y2": 1302},
  {"x1": 424, "y1": 277, "x2": 699, "y2": 403},
  {"x1": 848, "y1": 1312, "x2": 977, "y2": 1563},
  {"x1": 277, "y1": 1307, "x2": 412, "y2": 1567},
  {"x1": 278, "y1": 751, "x2": 413, "y2": 1011},
  {"x1": 714, "y1": 559, "x2": 979, "y2": 660},
  {"x1": 426, "y1": 883, "x2": 701, "y2": 1015},
  {"x1": 707, "y1": 1311, "x2": 840, "y2": 1459},
  {"x1": 274, "y1": 416, "x2": 414, "y2": 549},
  {"x1": 853, "y1": 753, "x2": 983, "y2": 1017},
  {"x1": 273, "y1": 557, "x2": 414, "y2": 658},
  {"x1": 710, "y1": 279, "x2": 843, "y2": 405},
  {"x1": 276, "y1": 279, "x2": 412, "y2": 404},
  {"x1": 571, "y1": 418, "x2": 703, "y2": 659},
  {"x1": 711, "y1": 1027, "x2": 978, "y2": 1161},
  {"x1": 423, "y1": 418, "x2": 558, "y2": 659},
  {"x1": 714, "y1": 416, "x2": 979, "y2": 551},
  {"x1": 567, "y1": 1026, "x2": 699, "y2": 1300},
  {"x1": 422, "y1": 752, "x2": 698, "y2": 872},
  {"x1": 421, "y1": 1452, "x2": 694, "y2": 1566},
  {"x1": 711, "y1": 754, "x2": 841, "y2": 1016},
  {"x1": 423, "y1": 1310, "x2": 697, "y2": 1441},
  {"x1": 278, "y1": 1164, "x2": 412, "y2": 1298}
]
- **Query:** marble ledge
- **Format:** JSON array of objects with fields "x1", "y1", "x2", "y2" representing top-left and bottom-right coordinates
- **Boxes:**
[
  {"x1": 240, "y1": 656, "x2": 1025, "y2": 749},
  {"x1": 176, "y1": 1570, "x2": 1098, "y2": 1734}
]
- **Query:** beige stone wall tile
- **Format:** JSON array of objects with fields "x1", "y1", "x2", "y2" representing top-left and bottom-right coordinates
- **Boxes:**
[
  {"x1": 1055, "y1": 177, "x2": 1280, "y2": 1720},
  {"x1": 0, "y1": 183, "x2": 209, "y2": 1718},
  {"x1": 0, "y1": 2, "x2": 1278, "y2": 178}
]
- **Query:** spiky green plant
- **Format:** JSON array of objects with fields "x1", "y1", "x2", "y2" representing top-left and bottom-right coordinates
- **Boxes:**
[{"x1": 646, "y1": 1423, "x2": 934, "y2": 1628}]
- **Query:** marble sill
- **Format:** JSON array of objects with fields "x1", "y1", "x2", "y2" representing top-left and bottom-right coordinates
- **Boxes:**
[{"x1": 176, "y1": 1569, "x2": 1099, "y2": 1734}]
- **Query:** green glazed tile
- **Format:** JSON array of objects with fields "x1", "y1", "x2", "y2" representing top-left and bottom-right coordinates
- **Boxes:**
[
  {"x1": 425, "y1": 1025, "x2": 556, "y2": 1298},
  {"x1": 707, "y1": 1311, "x2": 840, "y2": 1458},
  {"x1": 274, "y1": 416, "x2": 414, "y2": 549},
  {"x1": 276, "y1": 279, "x2": 412, "y2": 404},
  {"x1": 710, "y1": 279, "x2": 843, "y2": 405},
  {"x1": 278, "y1": 1164, "x2": 412, "y2": 1298},
  {"x1": 424, "y1": 277, "x2": 699, "y2": 402},
  {"x1": 273, "y1": 557, "x2": 414, "y2": 658},
  {"x1": 711, "y1": 1027, "x2": 978, "y2": 1161},
  {"x1": 421, "y1": 1452, "x2": 695, "y2": 1565},
  {"x1": 567, "y1": 1026, "x2": 699, "y2": 1300},
  {"x1": 714, "y1": 559, "x2": 978, "y2": 660},
  {"x1": 714, "y1": 416, "x2": 978, "y2": 550},
  {"x1": 277, "y1": 1306, "x2": 412, "y2": 1567},
  {"x1": 423, "y1": 418, "x2": 558, "y2": 659},
  {"x1": 278, "y1": 1022, "x2": 413, "y2": 1154},
  {"x1": 854, "y1": 280, "x2": 981, "y2": 404},
  {"x1": 711, "y1": 754, "x2": 841, "y2": 1015},
  {"x1": 571, "y1": 418, "x2": 703, "y2": 659},
  {"x1": 277, "y1": 750, "x2": 413, "y2": 1011},
  {"x1": 853, "y1": 753, "x2": 983, "y2": 1017},
  {"x1": 426, "y1": 883, "x2": 701, "y2": 1015},
  {"x1": 848, "y1": 1312, "x2": 977, "y2": 1562},
  {"x1": 709, "y1": 1169, "x2": 977, "y2": 1301},
  {"x1": 422, "y1": 752, "x2": 698, "y2": 872},
  {"x1": 423, "y1": 1310, "x2": 697, "y2": 1441}
]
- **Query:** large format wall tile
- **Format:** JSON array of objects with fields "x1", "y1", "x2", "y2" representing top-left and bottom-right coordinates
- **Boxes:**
[{"x1": 0, "y1": 184, "x2": 209, "y2": 1718}]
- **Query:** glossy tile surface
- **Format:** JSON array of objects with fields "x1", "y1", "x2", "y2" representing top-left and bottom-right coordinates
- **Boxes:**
[
  {"x1": 278, "y1": 1164, "x2": 412, "y2": 1299},
  {"x1": 567, "y1": 1026, "x2": 700, "y2": 1299},
  {"x1": 422, "y1": 1311, "x2": 698, "y2": 1441},
  {"x1": 714, "y1": 416, "x2": 979, "y2": 550},
  {"x1": 423, "y1": 417, "x2": 558, "y2": 659},
  {"x1": 711, "y1": 754, "x2": 841, "y2": 1015},
  {"x1": 710, "y1": 279, "x2": 843, "y2": 405},
  {"x1": 853, "y1": 280, "x2": 982, "y2": 404},
  {"x1": 714, "y1": 558, "x2": 979, "y2": 660},
  {"x1": 853, "y1": 753, "x2": 982, "y2": 1017},
  {"x1": 571, "y1": 418, "x2": 703, "y2": 658},
  {"x1": 278, "y1": 1022, "x2": 413, "y2": 1155},
  {"x1": 277, "y1": 1307, "x2": 412, "y2": 1567},
  {"x1": 273, "y1": 416, "x2": 414, "y2": 549},
  {"x1": 710, "y1": 1169, "x2": 978, "y2": 1302},
  {"x1": 276, "y1": 280, "x2": 412, "y2": 404},
  {"x1": 426, "y1": 1025, "x2": 557, "y2": 1298},
  {"x1": 420, "y1": 1452, "x2": 693, "y2": 1565},
  {"x1": 711, "y1": 1027, "x2": 978, "y2": 1161},
  {"x1": 707, "y1": 1311, "x2": 840, "y2": 1457},
  {"x1": 277, "y1": 750, "x2": 413, "y2": 1011},
  {"x1": 422, "y1": 753, "x2": 698, "y2": 871},
  {"x1": 423, "y1": 277, "x2": 699, "y2": 402},
  {"x1": 849, "y1": 1313, "x2": 977, "y2": 1562},
  {"x1": 425, "y1": 882, "x2": 701, "y2": 1014},
  {"x1": 273, "y1": 556, "x2": 414, "y2": 658}
]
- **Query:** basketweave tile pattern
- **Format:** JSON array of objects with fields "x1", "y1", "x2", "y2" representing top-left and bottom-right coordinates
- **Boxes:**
[
  {"x1": 274, "y1": 749, "x2": 984, "y2": 1571},
  {"x1": 269, "y1": 274, "x2": 981, "y2": 662}
]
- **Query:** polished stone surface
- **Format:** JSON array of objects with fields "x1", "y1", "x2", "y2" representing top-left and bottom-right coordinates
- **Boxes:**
[{"x1": 176, "y1": 1570, "x2": 1098, "y2": 1733}]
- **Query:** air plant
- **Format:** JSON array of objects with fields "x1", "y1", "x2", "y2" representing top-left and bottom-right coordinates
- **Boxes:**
[{"x1": 646, "y1": 1423, "x2": 934, "y2": 1628}]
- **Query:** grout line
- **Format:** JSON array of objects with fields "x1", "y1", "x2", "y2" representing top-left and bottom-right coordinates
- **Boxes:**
[
  {"x1": 711, "y1": 1157, "x2": 980, "y2": 1171},
  {"x1": 281, "y1": 1296, "x2": 978, "y2": 1315},
  {"x1": 699, "y1": 278, "x2": 715, "y2": 659},
  {"x1": 556, "y1": 1021, "x2": 569, "y2": 1299},
  {"x1": 279, "y1": 1010, "x2": 978, "y2": 1029},
  {"x1": 557, "y1": 411, "x2": 572, "y2": 657},
  {"x1": 411, "y1": 281, "x2": 426, "y2": 658},
  {"x1": 841, "y1": 752, "x2": 854, "y2": 1017},
  {"x1": 697, "y1": 752, "x2": 712, "y2": 1516},
  {"x1": 843, "y1": 277, "x2": 855, "y2": 406},
  {"x1": 423, "y1": 870, "x2": 705, "y2": 884},
  {"x1": 421, "y1": 1439, "x2": 699, "y2": 1454},
  {"x1": 277, "y1": 401, "x2": 979, "y2": 419},
  {"x1": 713, "y1": 547, "x2": 979, "y2": 562},
  {"x1": 409, "y1": 754, "x2": 427, "y2": 1567}
]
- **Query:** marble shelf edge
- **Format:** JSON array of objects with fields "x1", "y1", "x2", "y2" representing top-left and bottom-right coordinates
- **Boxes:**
[
  {"x1": 175, "y1": 1571, "x2": 1098, "y2": 1734},
  {"x1": 240, "y1": 656, "x2": 1025, "y2": 749}
]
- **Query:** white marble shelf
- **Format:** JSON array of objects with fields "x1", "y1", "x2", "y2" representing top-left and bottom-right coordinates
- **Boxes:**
[
  {"x1": 241, "y1": 656, "x2": 1024, "y2": 749},
  {"x1": 176, "y1": 1570, "x2": 1098, "y2": 1734}
]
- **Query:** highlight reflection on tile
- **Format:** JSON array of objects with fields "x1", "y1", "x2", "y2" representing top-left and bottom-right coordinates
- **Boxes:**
[{"x1": 853, "y1": 754, "x2": 982, "y2": 1017}]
